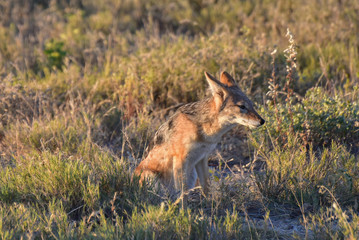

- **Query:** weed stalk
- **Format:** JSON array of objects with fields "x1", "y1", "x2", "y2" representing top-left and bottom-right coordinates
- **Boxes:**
[{"x1": 284, "y1": 28, "x2": 298, "y2": 135}]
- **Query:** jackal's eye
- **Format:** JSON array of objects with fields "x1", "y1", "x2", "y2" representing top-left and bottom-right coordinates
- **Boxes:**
[{"x1": 238, "y1": 105, "x2": 246, "y2": 110}]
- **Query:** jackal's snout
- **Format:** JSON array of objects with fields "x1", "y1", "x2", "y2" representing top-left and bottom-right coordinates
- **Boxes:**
[
  {"x1": 250, "y1": 110, "x2": 265, "y2": 128},
  {"x1": 259, "y1": 117, "x2": 265, "y2": 126},
  {"x1": 252, "y1": 116, "x2": 265, "y2": 128},
  {"x1": 254, "y1": 110, "x2": 266, "y2": 127}
]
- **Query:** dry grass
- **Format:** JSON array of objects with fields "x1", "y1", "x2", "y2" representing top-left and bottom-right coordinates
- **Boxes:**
[{"x1": 0, "y1": 0, "x2": 358, "y2": 239}]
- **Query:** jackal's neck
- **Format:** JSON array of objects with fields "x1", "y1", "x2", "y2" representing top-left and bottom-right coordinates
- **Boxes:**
[{"x1": 195, "y1": 96, "x2": 235, "y2": 143}]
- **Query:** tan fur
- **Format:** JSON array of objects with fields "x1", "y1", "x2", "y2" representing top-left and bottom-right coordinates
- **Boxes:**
[{"x1": 134, "y1": 71, "x2": 265, "y2": 196}]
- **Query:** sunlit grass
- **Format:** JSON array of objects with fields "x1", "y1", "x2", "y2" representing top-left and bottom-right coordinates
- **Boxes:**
[{"x1": 0, "y1": 0, "x2": 358, "y2": 238}]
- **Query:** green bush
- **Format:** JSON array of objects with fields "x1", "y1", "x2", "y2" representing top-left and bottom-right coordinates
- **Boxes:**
[
  {"x1": 44, "y1": 39, "x2": 67, "y2": 70},
  {"x1": 261, "y1": 87, "x2": 359, "y2": 146}
]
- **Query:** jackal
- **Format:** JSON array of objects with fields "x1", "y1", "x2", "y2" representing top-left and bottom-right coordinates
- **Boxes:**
[{"x1": 134, "y1": 71, "x2": 265, "y2": 195}]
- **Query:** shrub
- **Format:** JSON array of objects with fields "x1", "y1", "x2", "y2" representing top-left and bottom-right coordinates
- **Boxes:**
[
  {"x1": 261, "y1": 87, "x2": 359, "y2": 147},
  {"x1": 44, "y1": 39, "x2": 67, "y2": 70}
]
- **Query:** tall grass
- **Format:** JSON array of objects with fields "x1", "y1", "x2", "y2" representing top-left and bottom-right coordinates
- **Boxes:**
[{"x1": 0, "y1": 0, "x2": 358, "y2": 238}]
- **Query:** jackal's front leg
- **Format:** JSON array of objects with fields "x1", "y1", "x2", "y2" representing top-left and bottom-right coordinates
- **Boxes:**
[
  {"x1": 173, "y1": 161, "x2": 189, "y2": 208},
  {"x1": 173, "y1": 161, "x2": 187, "y2": 192},
  {"x1": 195, "y1": 158, "x2": 210, "y2": 195}
]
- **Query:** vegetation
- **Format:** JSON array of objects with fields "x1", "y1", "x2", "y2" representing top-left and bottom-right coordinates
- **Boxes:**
[{"x1": 0, "y1": 0, "x2": 358, "y2": 239}]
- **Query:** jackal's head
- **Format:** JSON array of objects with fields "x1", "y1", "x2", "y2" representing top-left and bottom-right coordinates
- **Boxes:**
[{"x1": 205, "y1": 71, "x2": 265, "y2": 129}]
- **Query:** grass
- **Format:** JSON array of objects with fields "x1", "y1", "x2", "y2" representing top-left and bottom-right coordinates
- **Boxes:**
[{"x1": 0, "y1": 0, "x2": 359, "y2": 239}]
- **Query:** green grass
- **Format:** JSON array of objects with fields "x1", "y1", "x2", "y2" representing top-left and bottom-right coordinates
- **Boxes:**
[{"x1": 0, "y1": 0, "x2": 359, "y2": 239}]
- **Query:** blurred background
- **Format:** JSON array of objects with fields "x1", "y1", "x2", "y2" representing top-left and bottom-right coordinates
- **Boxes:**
[{"x1": 1, "y1": 0, "x2": 358, "y2": 94}]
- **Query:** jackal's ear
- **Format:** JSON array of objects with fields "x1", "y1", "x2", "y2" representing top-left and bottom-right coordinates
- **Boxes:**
[
  {"x1": 204, "y1": 71, "x2": 225, "y2": 94},
  {"x1": 220, "y1": 71, "x2": 236, "y2": 87},
  {"x1": 205, "y1": 72, "x2": 228, "y2": 109}
]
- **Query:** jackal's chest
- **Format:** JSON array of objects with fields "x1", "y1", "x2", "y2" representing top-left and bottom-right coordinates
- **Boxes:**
[{"x1": 186, "y1": 142, "x2": 217, "y2": 165}]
